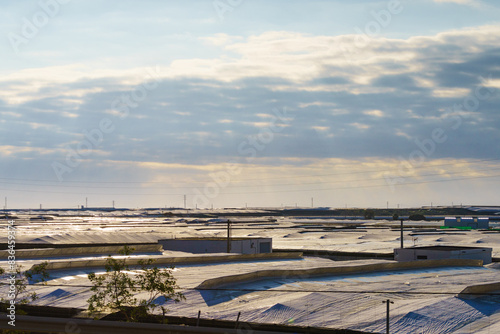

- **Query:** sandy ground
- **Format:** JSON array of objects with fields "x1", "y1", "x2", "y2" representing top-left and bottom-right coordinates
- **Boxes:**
[{"x1": 1, "y1": 211, "x2": 500, "y2": 333}]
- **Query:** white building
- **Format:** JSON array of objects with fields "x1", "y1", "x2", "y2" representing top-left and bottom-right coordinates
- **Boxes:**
[
  {"x1": 158, "y1": 237, "x2": 272, "y2": 254},
  {"x1": 394, "y1": 245, "x2": 492, "y2": 264}
]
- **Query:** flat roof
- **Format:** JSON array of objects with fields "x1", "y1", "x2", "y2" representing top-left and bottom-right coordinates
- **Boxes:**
[
  {"x1": 158, "y1": 237, "x2": 271, "y2": 241},
  {"x1": 444, "y1": 217, "x2": 489, "y2": 220},
  {"x1": 401, "y1": 246, "x2": 492, "y2": 251}
]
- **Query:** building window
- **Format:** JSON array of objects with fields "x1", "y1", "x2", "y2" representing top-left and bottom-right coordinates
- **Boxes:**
[{"x1": 259, "y1": 242, "x2": 271, "y2": 253}]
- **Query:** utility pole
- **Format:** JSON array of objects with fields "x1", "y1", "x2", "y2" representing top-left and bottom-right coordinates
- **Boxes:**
[
  {"x1": 184, "y1": 195, "x2": 186, "y2": 209},
  {"x1": 311, "y1": 197, "x2": 314, "y2": 208},
  {"x1": 226, "y1": 220, "x2": 232, "y2": 253},
  {"x1": 382, "y1": 299, "x2": 394, "y2": 334},
  {"x1": 400, "y1": 219, "x2": 404, "y2": 249},
  {"x1": 86, "y1": 197, "x2": 88, "y2": 208}
]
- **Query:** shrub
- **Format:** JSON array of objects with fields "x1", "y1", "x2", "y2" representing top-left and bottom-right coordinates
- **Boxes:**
[{"x1": 87, "y1": 246, "x2": 184, "y2": 321}]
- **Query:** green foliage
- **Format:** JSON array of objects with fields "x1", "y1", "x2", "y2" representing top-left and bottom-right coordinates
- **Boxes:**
[
  {"x1": 0, "y1": 261, "x2": 50, "y2": 306},
  {"x1": 25, "y1": 261, "x2": 50, "y2": 283},
  {"x1": 392, "y1": 213, "x2": 399, "y2": 220},
  {"x1": 87, "y1": 246, "x2": 184, "y2": 321},
  {"x1": 363, "y1": 209, "x2": 375, "y2": 219},
  {"x1": 136, "y1": 258, "x2": 185, "y2": 317},
  {"x1": 408, "y1": 213, "x2": 426, "y2": 221},
  {"x1": 0, "y1": 327, "x2": 31, "y2": 334},
  {"x1": 87, "y1": 263, "x2": 136, "y2": 320}
]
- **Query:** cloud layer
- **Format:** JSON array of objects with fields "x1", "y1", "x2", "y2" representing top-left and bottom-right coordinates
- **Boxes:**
[{"x1": 1, "y1": 24, "x2": 500, "y2": 208}]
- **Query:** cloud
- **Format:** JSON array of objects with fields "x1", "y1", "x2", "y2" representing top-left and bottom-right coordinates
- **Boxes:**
[
  {"x1": 363, "y1": 110, "x2": 385, "y2": 117},
  {"x1": 0, "y1": 25, "x2": 499, "y2": 207},
  {"x1": 200, "y1": 33, "x2": 243, "y2": 46}
]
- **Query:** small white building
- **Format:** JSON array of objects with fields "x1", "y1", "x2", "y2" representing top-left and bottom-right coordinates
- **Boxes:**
[
  {"x1": 158, "y1": 237, "x2": 272, "y2": 254},
  {"x1": 444, "y1": 216, "x2": 489, "y2": 229},
  {"x1": 394, "y1": 246, "x2": 492, "y2": 264}
]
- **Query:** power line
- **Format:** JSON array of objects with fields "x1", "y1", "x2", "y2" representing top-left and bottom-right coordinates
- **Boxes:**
[
  {"x1": 1, "y1": 170, "x2": 500, "y2": 196},
  {"x1": 0, "y1": 158, "x2": 497, "y2": 186},
  {"x1": 3, "y1": 164, "x2": 500, "y2": 191},
  {"x1": 1, "y1": 282, "x2": 499, "y2": 296}
]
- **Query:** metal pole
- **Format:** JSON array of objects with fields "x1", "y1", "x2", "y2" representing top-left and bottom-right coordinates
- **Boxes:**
[
  {"x1": 400, "y1": 219, "x2": 404, "y2": 249},
  {"x1": 382, "y1": 299, "x2": 394, "y2": 334},
  {"x1": 196, "y1": 310, "x2": 200, "y2": 326},
  {"x1": 235, "y1": 311, "x2": 241, "y2": 329},
  {"x1": 386, "y1": 300, "x2": 390, "y2": 333},
  {"x1": 227, "y1": 220, "x2": 231, "y2": 253}
]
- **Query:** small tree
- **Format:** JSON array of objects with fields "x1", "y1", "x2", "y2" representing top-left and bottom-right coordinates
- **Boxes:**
[
  {"x1": 364, "y1": 209, "x2": 375, "y2": 219},
  {"x1": 25, "y1": 261, "x2": 50, "y2": 284},
  {"x1": 87, "y1": 246, "x2": 136, "y2": 320},
  {"x1": 87, "y1": 246, "x2": 184, "y2": 321},
  {"x1": 408, "y1": 212, "x2": 426, "y2": 221},
  {"x1": 0, "y1": 261, "x2": 50, "y2": 306},
  {"x1": 0, "y1": 263, "x2": 49, "y2": 334},
  {"x1": 136, "y1": 258, "x2": 185, "y2": 318}
]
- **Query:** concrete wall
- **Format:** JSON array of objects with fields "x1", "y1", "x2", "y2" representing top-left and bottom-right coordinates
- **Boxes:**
[
  {"x1": 163, "y1": 239, "x2": 227, "y2": 253},
  {"x1": 35, "y1": 252, "x2": 302, "y2": 271},
  {"x1": 394, "y1": 247, "x2": 492, "y2": 264},
  {"x1": 158, "y1": 238, "x2": 272, "y2": 254},
  {"x1": 458, "y1": 281, "x2": 500, "y2": 299},
  {"x1": 230, "y1": 238, "x2": 272, "y2": 254},
  {"x1": 0, "y1": 313, "x2": 370, "y2": 334},
  {"x1": 0, "y1": 244, "x2": 163, "y2": 259},
  {"x1": 0, "y1": 314, "x2": 297, "y2": 334},
  {"x1": 196, "y1": 258, "x2": 483, "y2": 289}
]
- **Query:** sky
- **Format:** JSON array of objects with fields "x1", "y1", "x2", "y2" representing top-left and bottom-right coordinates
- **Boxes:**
[{"x1": 1, "y1": 0, "x2": 500, "y2": 209}]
